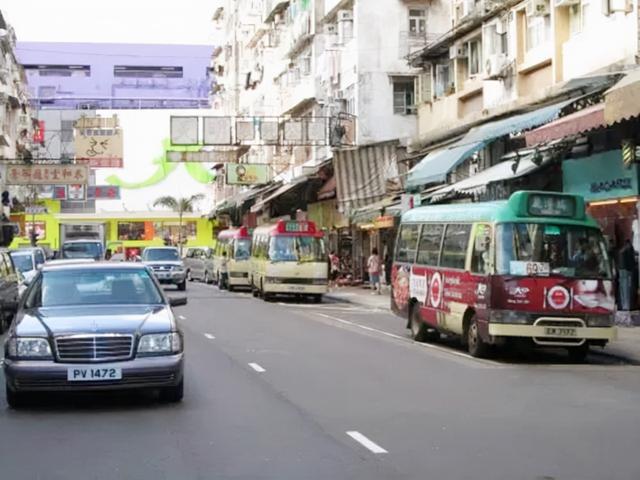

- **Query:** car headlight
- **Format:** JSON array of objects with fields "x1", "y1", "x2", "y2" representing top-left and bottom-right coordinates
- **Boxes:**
[
  {"x1": 138, "y1": 333, "x2": 182, "y2": 355},
  {"x1": 489, "y1": 310, "x2": 531, "y2": 324},
  {"x1": 7, "y1": 337, "x2": 53, "y2": 359},
  {"x1": 585, "y1": 314, "x2": 613, "y2": 327}
]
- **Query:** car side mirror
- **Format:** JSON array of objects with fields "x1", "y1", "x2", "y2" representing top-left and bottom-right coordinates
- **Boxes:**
[{"x1": 169, "y1": 295, "x2": 187, "y2": 307}]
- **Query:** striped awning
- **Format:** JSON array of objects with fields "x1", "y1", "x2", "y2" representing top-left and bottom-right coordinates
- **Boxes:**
[{"x1": 334, "y1": 143, "x2": 400, "y2": 214}]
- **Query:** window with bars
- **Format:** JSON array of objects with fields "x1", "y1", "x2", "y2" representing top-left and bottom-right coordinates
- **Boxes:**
[
  {"x1": 392, "y1": 78, "x2": 416, "y2": 115},
  {"x1": 409, "y1": 9, "x2": 427, "y2": 37}
]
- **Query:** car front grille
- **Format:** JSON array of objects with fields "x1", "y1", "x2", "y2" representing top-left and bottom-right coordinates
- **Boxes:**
[
  {"x1": 55, "y1": 335, "x2": 134, "y2": 363},
  {"x1": 14, "y1": 372, "x2": 177, "y2": 389},
  {"x1": 151, "y1": 265, "x2": 175, "y2": 271}
]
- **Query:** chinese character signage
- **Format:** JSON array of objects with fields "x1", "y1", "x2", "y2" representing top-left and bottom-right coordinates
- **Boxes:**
[
  {"x1": 6, "y1": 165, "x2": 89, "y2": 185},
  {"x1": 225, "y1": 163, "x2": 269, "y2": 185},
  {"x1": 75, "y1": 122, "x2": 124, "y2": 168},
  {"x1": 87, "y1": 186, "x2": 120, "y2": 200},
  {"x1": 67, "y1": 184, "x2": 86, "y2": 201}
]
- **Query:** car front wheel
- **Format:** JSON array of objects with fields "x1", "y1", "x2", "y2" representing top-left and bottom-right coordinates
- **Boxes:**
[
  {"x1": 160, "y1": 379, "x2": 184, "y2": 403},
  {"x1": 6, "y1": 384, "x2": 25, "y2": 409},
  {"x1": 177, "y1": 281, "x2": 187, "y2": 291}
]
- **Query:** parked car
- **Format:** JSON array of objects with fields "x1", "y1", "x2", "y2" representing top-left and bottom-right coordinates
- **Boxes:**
[
  {"x1": 183, "y1": 247, "x2": 214, "y2": 284},
  {"x1": 141, "y1": 247, "x2": 187, "y2": 291},
  {"x1": 10, "y1": 248, "x2": 46, "y2": 285},
  {"x1": 3, "y1": 262, "x2": 186, "y2": 408},
  {"x1": 0, "y1": 249, "x2": 20, "y2": 334}
]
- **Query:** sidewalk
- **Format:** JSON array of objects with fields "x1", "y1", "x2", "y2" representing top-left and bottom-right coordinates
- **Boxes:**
[
  {"x1": 325, "y1": 285, "x2": 391, "y2": 310},
  {"x1": 325, "y1": 287, "x2": 640, "y2": 364}
]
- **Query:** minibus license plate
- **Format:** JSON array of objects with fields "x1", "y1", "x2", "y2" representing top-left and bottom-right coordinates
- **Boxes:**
[{"x1": 544, "y1": 327, "x2": 577, "y2": 337}]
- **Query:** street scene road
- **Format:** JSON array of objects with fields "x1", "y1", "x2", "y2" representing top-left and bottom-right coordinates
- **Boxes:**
[{"x1": 2, "y1": 282, "x2": 639, "y2": 480}]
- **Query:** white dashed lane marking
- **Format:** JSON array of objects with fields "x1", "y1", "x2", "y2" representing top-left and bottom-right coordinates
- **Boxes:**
[
  {"x1": 346, "y1": 431, "x2": 388, "y2": 454},
  {"x1": 248, "y1": 363, "x2": 266, "y2": 373},
  {"x1": 178, "y1": 315, "x2": 187, "y2": 320},
  {"x1": 204, "y1": 333, "x2": 216, "y2": 340}
]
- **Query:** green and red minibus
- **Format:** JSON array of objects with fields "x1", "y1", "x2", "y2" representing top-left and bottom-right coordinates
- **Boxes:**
[{"x1": 391, "y1": 191, "x2": 617, "y2": 360}]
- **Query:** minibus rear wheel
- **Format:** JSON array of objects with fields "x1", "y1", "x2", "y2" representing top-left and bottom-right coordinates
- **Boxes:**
[{"x1": 410, "y1": 305, "x2": 439, "y2": 342}]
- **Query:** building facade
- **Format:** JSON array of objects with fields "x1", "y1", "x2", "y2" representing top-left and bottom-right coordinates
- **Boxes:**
[{"x1": 210, "y1": 0, "x2": 449, "y2": 279}]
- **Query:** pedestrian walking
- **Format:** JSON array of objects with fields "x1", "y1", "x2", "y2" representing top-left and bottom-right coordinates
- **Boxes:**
[
  {"x1": 367, "y1": 248, "x2": 381, "y2": 295},
  {"x1": 220, "y1": 251, "x2": 229, "y2": 290},
  {"x1": 617, "y1": 239, "x2": 636, "y2": 311},
  {"x1": 329, "y1": 250, "x2": 340, "y2": 289}
]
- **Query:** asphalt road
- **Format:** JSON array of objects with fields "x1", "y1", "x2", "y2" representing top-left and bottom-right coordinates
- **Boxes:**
[{"x1": 1, "y1": 282, "x2": 640, "y2": 480}]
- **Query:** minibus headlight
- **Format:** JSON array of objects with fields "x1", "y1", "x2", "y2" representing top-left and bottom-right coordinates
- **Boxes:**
[
  {"x1": 585, "y1": 314, "x2": 613, "y2": 327},
  {"x1": 489, "y1": 310, "x2": 531, "y2": 324}
]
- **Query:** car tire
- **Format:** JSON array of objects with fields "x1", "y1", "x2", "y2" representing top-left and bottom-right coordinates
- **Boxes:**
[
  {"x1": 6, "y1": 385, "x2": 25, "y2": 409},
  {"x1": 467, "y1": 315, "x2": 490, "y2": 358},
  {"x1": 568, "y1": 344, "x2": 589, "y2": 363},
  {"x1": 228, "y1": 284, "x2": 235, "y2": 292},
  {"x1": 187, "y1": 270, "x2": 193, "y2": 282},
  {"x1": 204, "y1": 271, "x2": 210, "y2": 284},
  {"x1": 177, "y1": 281, "x2": 187, "y2": 292},
  {"x1": 160, "y1": 379, "x2": 184, "y2": 403}
]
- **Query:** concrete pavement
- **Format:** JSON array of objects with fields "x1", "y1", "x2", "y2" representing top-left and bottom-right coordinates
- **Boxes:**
[{"x1": 1, "y1": 282, "x2": 640, "y2": 479}]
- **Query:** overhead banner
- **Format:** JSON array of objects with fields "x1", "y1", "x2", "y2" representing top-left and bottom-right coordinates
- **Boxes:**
[
  {"x1": 6, "y1": 165, "x2": 89, "y2": 185},
  {"x1": 88, "y1": 185, "x2": 121, "y2": 200},
  {"x1": 225, "y1": 163, "x2": 269, "y2": 185},
  {"x1": 75, "y1": 116, "x2": 124, "y2": 168}
]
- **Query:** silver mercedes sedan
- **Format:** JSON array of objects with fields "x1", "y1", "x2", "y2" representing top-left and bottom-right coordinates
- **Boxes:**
[{"x1": 3, "y1": 262, "x2": 186, "y2": 408}]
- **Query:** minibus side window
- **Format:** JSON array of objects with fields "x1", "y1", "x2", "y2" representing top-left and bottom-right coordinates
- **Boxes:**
[
  {"x1": 395, "y1": 224, "x2": 420, "y2": 263},
  {"x1": 470, "y1": 224, "x2": 493, "y2": 274},
  {"x1": 417, "y1": 223, "x2": 444, "y2": 266},
  {"x1": 440, "y1": 224, "x2": 472, "y2": 270}
]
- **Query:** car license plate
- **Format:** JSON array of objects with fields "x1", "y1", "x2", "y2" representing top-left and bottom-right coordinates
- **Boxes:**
[
  {"x1": 67, "y1": 366, "x2": 123, "y2": 382},
  {"x1": 156, "y1": 272, "x2": 169, "y2": 279},
  {"x1": 544, "y1": 327, "x2": 577, "y2": 337},
  {"x1": 287, "y1": 285, "x2": 306, "y2": 292}
]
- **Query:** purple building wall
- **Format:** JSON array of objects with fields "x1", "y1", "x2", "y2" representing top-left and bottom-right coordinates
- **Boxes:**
[{"x1": 16, "y1": 42, "x2": 212, "y2": 109}]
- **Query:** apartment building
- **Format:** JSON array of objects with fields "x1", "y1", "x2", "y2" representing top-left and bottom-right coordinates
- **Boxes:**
[
  {"x1": 0, "y1": 11, "x2": 33, "y2": 163},
  {"x1": 406, "y1": 0, "x2": 640, "y2": 284}
]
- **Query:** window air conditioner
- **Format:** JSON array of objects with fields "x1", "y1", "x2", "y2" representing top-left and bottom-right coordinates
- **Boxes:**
[
  {"x1": 337, "y1": 10, "x2": 353, "y2": 22},
  {"x1": 450, "y1": 44, "x2": 468, "y2": 59},
  {"x1": 485, "y1": 53, "x2": 509, "y2": 78}
]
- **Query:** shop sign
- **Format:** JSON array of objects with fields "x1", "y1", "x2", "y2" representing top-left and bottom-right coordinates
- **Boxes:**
[
  {"x1": 562, "y1": 150, "x2": 639, "y2": 201},
  {"x1": 33, "y1": 121, "x2": 45, "y2": 144},
  {"x1": 226, "y1": 163, "x2": 269, "y2": 185},
  {"x1": 25, "y1": 221, "x2": 46, "y2": 240},
  {"x1": 67, "y1": 184, "x2": 86, "y2": 201},
  {"x1": 37, "y1": 185, "x2": 67, "y2": 199},
  {"x1": 75, "y1": 127, "x2": 124, "y2": 168},
  {"x1": 87, "y1": 186, "x2": 121, "y2": 200},
  {"x1": 374, "y1": 215, "x2": 395, "y2": 229},
  {"x1": 25, "y1": 206, "x2": 47, "y2": 214},
  {"x1": 6, "y1": 165, "x2": 89, "y2": 185}
]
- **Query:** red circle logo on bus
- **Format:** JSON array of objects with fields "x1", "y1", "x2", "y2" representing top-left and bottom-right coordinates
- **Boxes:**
[
  {"x1": 430, "y1": 272, "x2": 443, "y2": 308},
  {"x1": 547, "y1": 285, "x2": 570, "y2": 310}
]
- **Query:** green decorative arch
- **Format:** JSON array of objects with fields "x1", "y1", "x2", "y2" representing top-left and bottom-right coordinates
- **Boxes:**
[{"x1": 106, "y1": 138, "x2": 216, "y2": 189}]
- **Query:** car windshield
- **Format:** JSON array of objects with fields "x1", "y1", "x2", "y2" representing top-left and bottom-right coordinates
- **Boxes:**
[
  {"x1": 235, "y1": 239, "x2": 251, "y2": 260},
  {"x1": 496, "y1": 223, "x2": 612, "y2": 279},
  {"x1": 28, "y1": 268, "x2": 164, "y2": 307},
  {"x1": 143, "y1": 249, "x2": 179, "y2": 261},
  {"x1": 62, "y1": 242, "x2": 102, "y2": 260},
  {"x1": 268, "y1": 236, "x2": 326, "y2": 262},
  {"x1": 10, "y1": 253, "x2": 34, "y2": 273}
]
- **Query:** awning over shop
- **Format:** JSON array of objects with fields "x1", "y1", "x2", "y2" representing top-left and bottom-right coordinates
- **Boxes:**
[
  {"x1": 317, "y1": 176, "x2": 336, "y2": 200},
  {"x1": 350, "y1": 197, "x2": 403, "y2": 225},
  {"x1": 208, "y1": 183, "x2": 279, "y2": 219},
  {"x1": 406, "y1": 99, "x2": 574, "y2": 190},
  {"x1": 525, "y1": 104, "x2": 606, "y2": 147},
  {"x1": 250, "y1": 175, "x2": 310, "y2": 213},
  {"x1": 427, "y1": 153, "x2": 546, "y2": 202},
  {"x1": 604, "y1": 68, "x2": 640, "y2": 125},
  {"x1": 334, "y1": 142, "x2": 401, "y2": 213}
]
